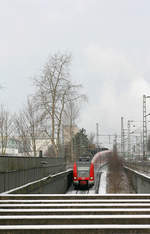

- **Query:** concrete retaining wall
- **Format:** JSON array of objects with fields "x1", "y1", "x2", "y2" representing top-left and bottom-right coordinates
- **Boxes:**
[
  {"x1": 0, "y1": 156, "x2": 66, "y2": 193},
  {"x1": 124, "y1": 166, "x2": 150, "y2": 193},
  {"x1": 5, "y1": 170, "x2": 73, "y2": 194},
  {"x1": 0, "y1": 156, "x2": 65, "y2": 172}
]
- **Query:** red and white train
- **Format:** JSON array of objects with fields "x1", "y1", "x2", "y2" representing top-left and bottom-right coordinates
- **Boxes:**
[
  {"x1": 73, "y1": 150, "x2": 111, "y2": 188},
  {"x1": 91, "y1": 150, "x2": 111, "y2": 169}
]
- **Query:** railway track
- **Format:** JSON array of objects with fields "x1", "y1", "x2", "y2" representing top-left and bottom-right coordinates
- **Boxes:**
[
  {"x1": 0, "y1": 194, "x2": 150, "y2": 233},
  {"x1": 67, "y1": 184, "x2": 94, "y2": 194},
  {"x1": 76, "y1": 189, "x2": 89, "y2": 194}
]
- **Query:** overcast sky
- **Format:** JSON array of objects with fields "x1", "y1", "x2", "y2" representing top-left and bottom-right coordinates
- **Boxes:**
[{"x1": 1, "y1": 0, "x2": 150, "y2": 147}]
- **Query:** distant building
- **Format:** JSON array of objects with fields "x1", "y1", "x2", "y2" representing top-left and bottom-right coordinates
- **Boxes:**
[
  {"x1": 0, "y1": 136, "x2": 52, "y2": 156},
  {"x1": 0, "y1": 138, "x2": 19, "y2": 155},
  {"x1": 63, "y1": 125, "x2": 79, "y2": 144}
]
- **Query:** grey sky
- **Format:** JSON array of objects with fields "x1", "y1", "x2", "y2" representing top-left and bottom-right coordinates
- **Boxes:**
[{"x1": 1, "y1": 0, "x2": 150, "y2": 146}]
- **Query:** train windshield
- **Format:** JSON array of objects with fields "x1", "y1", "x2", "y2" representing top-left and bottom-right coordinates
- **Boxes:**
[{"x1": 77, "y1": 167, "x2": 89, "y2": 177}]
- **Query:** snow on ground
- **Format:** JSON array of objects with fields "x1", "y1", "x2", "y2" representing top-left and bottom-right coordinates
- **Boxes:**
[{"x1": 98, "y1": 166, "x2": 108, "y2": 194}]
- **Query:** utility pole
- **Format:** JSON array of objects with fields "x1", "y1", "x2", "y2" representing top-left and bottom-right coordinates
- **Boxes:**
[
  {"x1": 142, "y1": 95, "x2": 150, "y2": 160},
  {"x1": 114, "y1": 134, "x2": 117, "y2": 145},
  {"x1": 143, "y1": 94, "x2": 147, "y2": 160},
  {"x1": 121, "y1": 117, "x2": 125, "y2": 156},
  {"x1": 128, "y1": 120, "x2": 131, "y2": 158},
  {"x1": 135, "y1": 136, "x2": 139, "y2": 156},
  {"x1": 96, "y1": 123, "x2": 99, "y2": 147}
]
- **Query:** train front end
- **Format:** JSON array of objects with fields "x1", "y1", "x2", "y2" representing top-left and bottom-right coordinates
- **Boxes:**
[{"x1": 73, "y1": 160, "x2": 94, "y2": 188}]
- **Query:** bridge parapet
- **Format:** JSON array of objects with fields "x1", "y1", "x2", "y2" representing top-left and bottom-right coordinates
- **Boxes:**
[
  {"x1": 124, "y1": 166, "x2": 150, "y2": 193},
  {"x1": 0, "y1": 194, "x2": 150, "y2": 233}
]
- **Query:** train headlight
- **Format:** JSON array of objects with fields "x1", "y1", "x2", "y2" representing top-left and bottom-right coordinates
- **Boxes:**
[
  {"x1": 74, "y1": 177, "x2": 77, "y2": 180},
  {"x1": 90, "y1": 177, "x2": 93, "y2": 180}
]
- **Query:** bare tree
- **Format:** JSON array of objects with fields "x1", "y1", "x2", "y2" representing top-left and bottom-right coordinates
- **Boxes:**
[
  {"x1": 88, "y1": 132, "x2": 95, "y2": 145},
  {"x1": 14, "y1": 97, "x2": 44, "y2": 156},
  {"x1": 62, "y1": 101, "x2": 80, "y2": 160},
  {"x1": 14, "y1": 112, "x2": 31, "y2": 156},
  {"x1": 33, "y1": 53, "x2": 87, "y2": 156},
  {"x1": 63, "y1": 101, "x2": 80, "y2": 126},
  {"x1": 0, "y1": 105, "x2": 13, "y2": 155}
]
